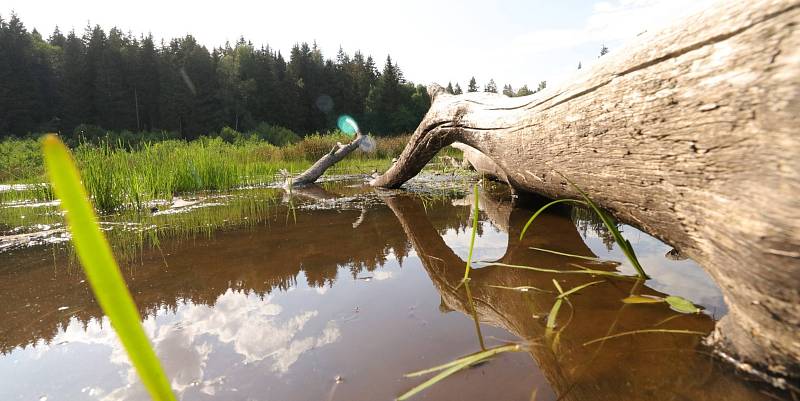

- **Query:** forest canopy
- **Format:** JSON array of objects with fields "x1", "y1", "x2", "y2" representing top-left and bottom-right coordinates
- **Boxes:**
[{"x1": 0, "y1": 13, "x2": 434, "y2": 139}]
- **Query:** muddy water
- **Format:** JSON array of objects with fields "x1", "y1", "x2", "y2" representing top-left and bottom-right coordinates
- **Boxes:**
[{"x1": 0, "y1": 180, "x2": 776, "y2": 400}]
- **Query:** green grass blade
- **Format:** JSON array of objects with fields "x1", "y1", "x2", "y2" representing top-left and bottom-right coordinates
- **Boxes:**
[
  {"x1": 462, "y1": 183, "x2": 480, "y2": 282},
  {"x1": 486, "y1": 284, "x2": 551, "y2": 293},
  {"x1": 398, "y1": 360, "x2": 471, "y2": 400},
  {"x1": 582, "y1": 329, "x2": 706, "y2": 346},
  {"x1": 42, "y1": 135, "x2": 176, "y2": 401},
  {"x1": 529, "y1": 246, "x2": 600, "y2": 261},
  {"x1": 489, "y1": 262, "x2": 636, "y2": 279},
  {"x1": 398, "y1": 344, "x2": 521, "y2": 400},
  {"x1": 551, "y1": 279, "x2": 564, "y2": 295},
  {"x1": 519, "y1": 199, "x2": 588, "y2": 240},
  {"x1": 555, "y1": 172, "x2": 649, "y2": 279},
  {"x1": 546, "y1": 298, "x2": 563, "y2": 329},
  {"x1": 557, "y1": 280, "x2": 604, "y2": 299}
]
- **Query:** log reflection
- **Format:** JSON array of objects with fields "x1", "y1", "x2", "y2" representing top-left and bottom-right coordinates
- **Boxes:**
[{"x1": 384, "y1": 188, "x2": 765, "y2": 401}]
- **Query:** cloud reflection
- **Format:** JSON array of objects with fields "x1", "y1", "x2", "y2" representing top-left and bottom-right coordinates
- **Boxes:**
[{"x1": 45, "y1": 288, "x2": 340, "y2": 400}]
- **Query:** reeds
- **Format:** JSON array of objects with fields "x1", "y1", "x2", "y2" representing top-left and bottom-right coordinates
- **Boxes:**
[{"x1": 1, "y1": 134, "x2": 413, "y2": 212}]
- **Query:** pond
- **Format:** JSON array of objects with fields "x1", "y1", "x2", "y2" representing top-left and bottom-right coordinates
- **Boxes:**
[{"x1": 0, "y1": 177, "x2": 776, "y2": 400}]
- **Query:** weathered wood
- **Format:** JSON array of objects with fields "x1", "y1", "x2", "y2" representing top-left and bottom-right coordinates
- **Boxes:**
[
  {"x1": 289, "y1": 132, "x2": 365, "y2": 187},
  {"x1": 373, "y1": 0, "x2": 800, "y2": 382}
]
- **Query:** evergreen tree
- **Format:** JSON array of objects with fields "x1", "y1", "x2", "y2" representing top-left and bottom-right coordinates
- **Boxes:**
[
  {"x1": 516, "y1": 85, "x2": 533, "y2": 97},
  {"x1": 445, "y1": 82, "x2": 454, "y2": 94},
  {"x1": 502, "y1": 84, "x2": 514, "y2": 97},
  {"x1": 453, "y1": 83, "x2": 463, "y2": 95},
  {"x1": 0, "y1": 13, "x2": 432, "y2": 138},
  {"x1": 484, "y1": 78, "x2": 497, "y2": 93},
  {"x1": 599, "y1": 44, "x2": 609, "y2": 57},
  {"x1": 536, "y1": 80, "x2": 546, "y2": 92},
  {"x1": 467, "y1": 76, "x2": 478, "y2": 92},
  {"x1": 578, "y1": 61, "x2": 582, "y2": 70}
]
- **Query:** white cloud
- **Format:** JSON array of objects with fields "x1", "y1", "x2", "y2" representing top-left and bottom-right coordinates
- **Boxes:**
[{"x1": 40, "y1": 289, "x2": 341, "y2": 400}]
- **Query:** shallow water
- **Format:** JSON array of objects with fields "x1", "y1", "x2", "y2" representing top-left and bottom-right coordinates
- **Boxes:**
[{"x1": 0, "y1": 179, "x2": 776, "y2": 400}]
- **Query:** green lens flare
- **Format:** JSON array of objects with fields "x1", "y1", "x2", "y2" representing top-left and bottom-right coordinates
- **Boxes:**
[{"x1": 337, "y1": 115, "x2": 359, "y2": 136}]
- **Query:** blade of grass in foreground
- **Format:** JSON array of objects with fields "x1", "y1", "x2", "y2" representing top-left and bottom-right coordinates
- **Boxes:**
[{"x1": 42, "y1": 134, "x2": 176, "y2": 401}]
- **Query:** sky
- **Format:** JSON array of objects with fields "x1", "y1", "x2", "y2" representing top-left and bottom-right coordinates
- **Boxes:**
[{"x1": 3, "y1": 0, "x2": 715, "y2": 90}]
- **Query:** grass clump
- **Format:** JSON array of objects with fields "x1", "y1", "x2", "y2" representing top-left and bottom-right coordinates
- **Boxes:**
[
  {"x1": 2, "y1": 132, "x2": 413, "y2": 212},
  {"x1": 42, "y1": 134, "x2": 176, "y2": 401}
]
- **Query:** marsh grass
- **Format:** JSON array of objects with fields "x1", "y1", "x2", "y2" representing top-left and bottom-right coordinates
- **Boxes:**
[
  {"x1": 42, "y1": 134, "x2": 176, "y2": 401},
  {"x1": 2, "y1": 134, "x2": 414, "y2": 212}
]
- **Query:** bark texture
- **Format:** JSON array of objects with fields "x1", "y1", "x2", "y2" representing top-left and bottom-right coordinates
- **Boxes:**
[
  {"x1": 373, "y1": 0, "x2": 800, "y2": 381},
  {"x1": 289, "y1": 133, "x2": 365, "y2": 187}
]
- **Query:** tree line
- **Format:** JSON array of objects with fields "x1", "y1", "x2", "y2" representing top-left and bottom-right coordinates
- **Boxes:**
[
  {"x1": 0, "y1": 13, "x2": 434, "y2": 139},
  {"x1": 0, "y1": 13, "x2": 557, "y2": 141}
]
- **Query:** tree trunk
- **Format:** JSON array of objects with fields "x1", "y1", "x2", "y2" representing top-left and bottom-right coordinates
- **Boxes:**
[
  {"x1": 372, "y1": 0, "x2": 800, "y2": 382},
  {"x1": 289, "y1": 133, "x2": 365, "y2": 187}
]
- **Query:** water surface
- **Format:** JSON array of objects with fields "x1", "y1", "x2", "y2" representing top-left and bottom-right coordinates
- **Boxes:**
[{"x1": 0, "y1": 179, "x2": 775, "y2": 400}]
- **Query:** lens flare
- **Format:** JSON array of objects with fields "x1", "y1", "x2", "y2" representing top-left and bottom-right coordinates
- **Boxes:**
[{"x1": 337, "y1": 115, "x2": 359, "y2": 136}]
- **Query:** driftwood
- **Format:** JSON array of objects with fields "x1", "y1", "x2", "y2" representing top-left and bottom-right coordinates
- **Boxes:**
[
  {"x1": 289, "y1": 132, "x2": 366, "y2": 187},
  {"x1": 372, "y1": 0, "x2": 800, "y2": 382}
]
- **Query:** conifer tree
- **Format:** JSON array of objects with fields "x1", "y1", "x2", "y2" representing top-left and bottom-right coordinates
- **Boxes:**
[
  {"x1": 484, "y1": 78, "x2": 497, "y2": 93},
  {"x1": 467, "y1": 76, "x2": 478, "y2": 92}
]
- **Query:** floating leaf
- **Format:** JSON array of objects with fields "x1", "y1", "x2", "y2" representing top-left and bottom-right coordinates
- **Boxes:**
[
  {"x1": 622, "y1": 295, "x2": 665, "y2": 304},
  {"x1": 665, "y1": 296, "x2": 701, "y2": 314}
]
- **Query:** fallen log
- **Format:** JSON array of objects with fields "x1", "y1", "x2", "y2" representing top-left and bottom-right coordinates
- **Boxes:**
[
  {"x1": 373, "y1": 0, "x2": 800, "y2": 383},
  {"x1": 288, "y1": 132, "x2": 366, "y2": 187}
]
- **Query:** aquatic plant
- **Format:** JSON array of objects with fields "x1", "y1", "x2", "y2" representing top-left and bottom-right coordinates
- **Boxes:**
[
  {"x1": 622, "y1": 295, "x2": 702, "y2": 314},
  {"x1": 397, "y1": 343, "x2": 522, "y2": 400},
  {"x1": 42, "y1": 134, "x2": 176, "y2": 401},
  {"x1": 547, "y1": 279, "x2": 604, "y2": 329},
  {"x1": 462, "y1": 183, "x2": 480, "y2": 283},
  {"x1": 519, "y1": 172, "x2": 649, "y2": 279}
]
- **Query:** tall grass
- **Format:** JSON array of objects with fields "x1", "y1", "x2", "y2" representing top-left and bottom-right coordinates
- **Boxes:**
[
  {"x1": 1, "y1": 133, "x2": 412, "y2": 212},
  {"x1": 42, "y1": 134, "x2": 176, "y2": 401}
]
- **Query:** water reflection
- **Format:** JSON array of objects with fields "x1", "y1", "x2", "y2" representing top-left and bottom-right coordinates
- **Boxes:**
[{"x1": 0, "y1": 181, "x2": 776, "y2": 400}]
